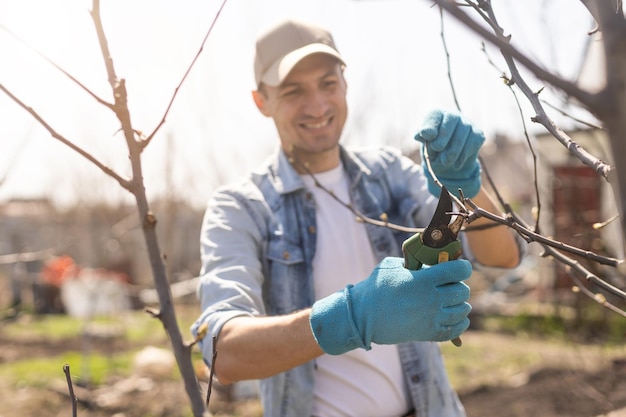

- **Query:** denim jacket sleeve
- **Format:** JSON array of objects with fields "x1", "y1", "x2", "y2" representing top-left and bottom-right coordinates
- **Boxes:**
[{"x1": 190, "y1": 181, "x2": 269, "y2": 364}]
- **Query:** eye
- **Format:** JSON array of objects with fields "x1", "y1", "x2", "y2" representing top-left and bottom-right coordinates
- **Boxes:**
[{"x1": 280, "y1": 88, "x2": 299, "y2": 98}]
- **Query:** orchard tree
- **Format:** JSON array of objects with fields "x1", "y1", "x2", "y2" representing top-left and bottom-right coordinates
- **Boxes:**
[{"x1": 0, "y1": 0, "x2": 228, "y2": 415}]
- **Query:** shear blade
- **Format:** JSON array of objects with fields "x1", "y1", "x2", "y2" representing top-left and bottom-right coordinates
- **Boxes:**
[{"x1": 423, "y1": 186, "x2": 457, "y2": 248}]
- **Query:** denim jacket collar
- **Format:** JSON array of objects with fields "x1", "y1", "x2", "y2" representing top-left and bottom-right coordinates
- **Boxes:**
[
  {"x1": 264, "y1": 148, "x2": 306, "y2": 195},
  {"x1": 266, "y1": 145, "x2": 375, "y2": 196}
]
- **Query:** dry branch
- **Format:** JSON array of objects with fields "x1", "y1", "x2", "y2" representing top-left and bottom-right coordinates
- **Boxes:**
[
  {"x1": 292, "y1": 143, "x2": 624, "y2": 310},
  {"x1": 142, "y1": 0, "x2": 229, "y2": 148},
  {"x1": 288, "y1": 151, "x2": 423, "y2": 234},
  {"x1": 0, "y1": 22, "x2": 115, "y2": 110},
  {"x1": 63, "y1": 364, "x2": 78, "y2": 417},
  {"x1": 431, "y1": 0, "x2": 626, "y2": 313},
  {"x1": 88, "y1": 1, "x2": 209, "y2": 414},
  {"x1": 0, "y1": 83, "x2": 131, "y2": 190},
  {"x1": 433, "y1": 0, "x2": 613, "y2": 181}
]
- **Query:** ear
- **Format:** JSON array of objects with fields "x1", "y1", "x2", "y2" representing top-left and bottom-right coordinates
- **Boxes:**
[{"x1": 252, "y1": 90, "x2": 271, "y2": 117}]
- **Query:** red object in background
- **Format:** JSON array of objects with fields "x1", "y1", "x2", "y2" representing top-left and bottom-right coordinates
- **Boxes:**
[
  {"x1": 552, "y1": 165, "x2": 602, "y2": 289},
  {"x1": 40, "y1": 255, "x2": 78, "y2": 287}
]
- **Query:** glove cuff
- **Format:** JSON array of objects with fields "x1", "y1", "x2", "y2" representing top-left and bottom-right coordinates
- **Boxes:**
[
  {"x1": 423, "y1": 162, "x2": 481, "y2": 199},
  {"x1": 309, "y1": 285, "x2": 368, "y2": 355}
]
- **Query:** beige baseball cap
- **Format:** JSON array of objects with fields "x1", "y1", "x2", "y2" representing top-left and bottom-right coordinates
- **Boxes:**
[{"x1": 254, "y1": 19, "x2": 345, "y2": 87}]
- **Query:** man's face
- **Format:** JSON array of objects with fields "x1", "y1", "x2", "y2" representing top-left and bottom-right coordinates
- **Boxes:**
[{"x1": 253, "y1": 54, "x2": 348, "y2": 172}]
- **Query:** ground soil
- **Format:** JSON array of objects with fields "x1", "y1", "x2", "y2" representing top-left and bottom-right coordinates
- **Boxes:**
[{"x1": 1, "y1": 327, "x2": 625, "y2": 417}]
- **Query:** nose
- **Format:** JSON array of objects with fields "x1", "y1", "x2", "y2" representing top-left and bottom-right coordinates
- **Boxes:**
[{"x1": 303, "y1": 89, "x2": 330, "y2": 118}]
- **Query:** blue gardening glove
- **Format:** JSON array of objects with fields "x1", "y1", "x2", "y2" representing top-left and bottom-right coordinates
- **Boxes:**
[
  {"x1": 414, "y1": 110, "x2": 484, "y2": 198},
  {"x1": 309, "y1": 257, "x2": 472, "y2": 355}
]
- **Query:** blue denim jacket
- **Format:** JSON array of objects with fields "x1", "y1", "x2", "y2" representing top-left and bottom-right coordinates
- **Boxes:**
[{"x1": 192, "y1": 145, "x2": 466, "y2": 417}]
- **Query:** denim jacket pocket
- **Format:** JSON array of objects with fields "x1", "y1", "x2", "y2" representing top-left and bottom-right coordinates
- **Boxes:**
[
  {"x1": 264, "y1": 238, "x2": 311, "y2": 314},
  {"x1": 267, "y1": 237, "x2": 305, "y2": 265}
]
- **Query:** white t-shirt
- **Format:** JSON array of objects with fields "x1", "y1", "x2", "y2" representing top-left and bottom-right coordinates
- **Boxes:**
[{"x1": 301, "y1": 163, "x2": 410, "y2": 417}]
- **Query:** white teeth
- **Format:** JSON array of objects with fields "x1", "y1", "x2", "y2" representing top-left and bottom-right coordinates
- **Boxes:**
[{"x1": 304, "y1": 120, "x2": 329, "y2": 129}]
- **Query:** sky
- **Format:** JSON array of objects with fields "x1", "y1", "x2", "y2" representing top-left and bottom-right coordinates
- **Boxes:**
[{"x1": 0, "y1": 0, "x2": 597, "y2": 209}]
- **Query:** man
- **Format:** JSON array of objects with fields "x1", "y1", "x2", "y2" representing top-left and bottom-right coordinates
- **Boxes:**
[{"x1": 192, "y1": 18, "x2": 521, "y2": 417}]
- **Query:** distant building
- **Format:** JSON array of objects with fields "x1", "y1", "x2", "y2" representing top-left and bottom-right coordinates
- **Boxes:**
[
  {"x1": 0, "y1": 197, "x2": 204, "y2": 313},
  {"x1": 535, "y1": 127, "x2": 623, "y2": 296}
]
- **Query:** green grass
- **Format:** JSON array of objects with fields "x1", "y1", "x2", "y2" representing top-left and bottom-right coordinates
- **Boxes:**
[
  {"x1": 0, "y1": 350, "x2": 134, "y2": 387},
  {"x1": 2, "y1": 306, "x2": 199, "y2": 344},
  {"x1": 2, "y1": 314, "x2": 86, "y2": 340},
  {"x1": 3, "y1": 303, "x2": 623, "y2": 401},
  {"x1": 0, "y1": 306, "x2": 202, "y2": 388},
  {"x1": 481, "y1": 313, "x2": 568, "y2": 338},
  {"x1": 478, "y1": 306, "x2": 626, "y2": 344}
]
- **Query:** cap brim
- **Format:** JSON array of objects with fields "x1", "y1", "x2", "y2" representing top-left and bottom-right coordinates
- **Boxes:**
[{"x1": 260, "y1": 43, "x2": 345, "y2": 87}]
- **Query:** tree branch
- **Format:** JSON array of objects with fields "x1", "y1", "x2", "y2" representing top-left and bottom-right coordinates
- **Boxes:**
[
  {"x1": 434, "y1": 5, "x2": 625, "y2": 313},
  {"x1": 90, "y1": 0, "x2": 118, "y2": 92},
  {"x1": 288, "y1": 152, "x2": 422, "y2": 234},
  {"x1": 141, "y1": 0, "x2": 230, "y2": 149},
  {"x1": 464, "y1": 200, "x2": 626, "y2": 308},
  {"x1": 468, "y1": 0, "x2": 613, "y2": 180},
  {"x1": 0, "y1": 83, "x2": 132, "y2": 190},
  {"x1": 466, "y1": 202, "x2": 622, "y2": 268},
  {"x1": 63, "y1": 364, "x2": 78, "y2": 417},
  {"x1": 0, "y1": 23, "x2": 115, "y2": 111},
  {"x1": 433, "y1": 0, "x2": 602, "y2": 113}
]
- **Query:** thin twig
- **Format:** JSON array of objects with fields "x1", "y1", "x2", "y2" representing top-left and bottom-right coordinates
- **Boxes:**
[
  {"x1": 288, "y1": 154, "x2": 422, "y2": 234},
  {"x1": 0, "y1": 23, "x2": 115, "y2": 110},
  {"x1": 63, "y1": 364, "x2": 78, "y2": 417},
  {"x1": 466, "y1": 201, "x2": 622, "y2": 268},
  {"x1": 142, "y1": 0, "x2": 230, "y2": 149},
  {"x1": 435, "y1": 0, "x2": 600, "y2": 112},
  {"x1": 466, "y1": 200, "x2": 626, "y2": 305},
  {"x1": 0, "y1": 83, "x2": 132, "y2": 191},
  {"x1": 492, "y1": 2, "x2": 609, "y2": 180},
  {"x1": 540, "y1": 99, "x2": 604, "y2": 130},
  {"x1": 441, "y1": 0, "x2": 626, "y2": 312},
  {"x1": 593, "y1": 214, "x2": 620, "y2": 230},
  {"x1": 436, "y1": 0, "x2": 613, "y2": 180},
  {"x1": 439, "y1": 6, "x2": 461, "y2": 111},
  {"x1": 206, "y1": 336, "x2": 218, "y2": 408},
  {"x1": 479, "y1": 41, "x2": 542, "y2": 231},
  {"x1": 292, "y1": 143, "x2": 624, "y2": 305},
  {"x1": 422, "y1": 147, "x2": 467, "y2": 212},
  {"x1": 562, "y1": 264, "x2": 626, "y2": 318},
  {"x1": 436, "y1": 6, "x2": 513, "y2": 227}
]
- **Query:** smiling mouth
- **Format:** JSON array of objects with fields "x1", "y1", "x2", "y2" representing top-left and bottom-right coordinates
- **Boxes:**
[{"x1": 302, "y1": 117, "x2": 332, "y2": 130}]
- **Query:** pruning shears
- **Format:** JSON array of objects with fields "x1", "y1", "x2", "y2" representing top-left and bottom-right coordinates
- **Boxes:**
[{"x1": 402, "y1": 185, "x2": 465, "y2": 346}]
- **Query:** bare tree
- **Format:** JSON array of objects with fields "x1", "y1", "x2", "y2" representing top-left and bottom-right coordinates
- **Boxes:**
[{"x1": 0, "y1": 0, "x2": 231, "y2": 415}]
